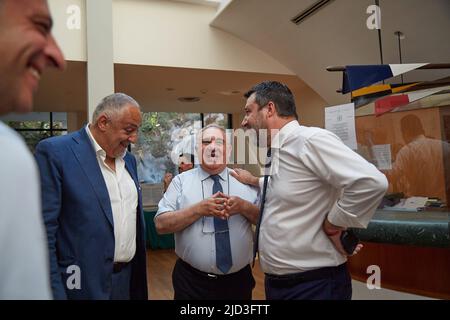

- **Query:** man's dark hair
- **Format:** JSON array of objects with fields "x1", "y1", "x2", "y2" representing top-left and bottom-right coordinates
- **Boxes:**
[
  {"x1": 244, "y1": 81, "x2": 298, "y2": 119},
  {"x1": 179, "y1": 153, "x2": 194, "y2": 164}
]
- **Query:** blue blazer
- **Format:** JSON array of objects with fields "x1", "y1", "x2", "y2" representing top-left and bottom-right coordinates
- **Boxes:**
[{"x1": 35, "y1": 128, "x2": 147, "y2": 300}]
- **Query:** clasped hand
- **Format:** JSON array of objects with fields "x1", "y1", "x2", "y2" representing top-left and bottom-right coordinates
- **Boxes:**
[{"x1": 197, "y1": 192, "x2": 243, "y2": 220}]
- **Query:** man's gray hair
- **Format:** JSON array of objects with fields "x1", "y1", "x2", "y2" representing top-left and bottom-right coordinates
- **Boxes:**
[
  {"x1": 92, "y1": 93, "x2": 140, "y2": 124},
  {"x1": 200, "y1": 123, "x2": 226, "y2": 135}
]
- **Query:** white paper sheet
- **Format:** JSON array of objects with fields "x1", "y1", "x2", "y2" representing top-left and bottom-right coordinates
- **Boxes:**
[
  {"x1": 390, "y1": 196, "x2": 429, "y2": 211},
  {"x1": 325, "y1": 103, "x2": 357, "y2": 150},
  {"x1": 371, "y1": 144, "x2": 392, "y2": 170}
]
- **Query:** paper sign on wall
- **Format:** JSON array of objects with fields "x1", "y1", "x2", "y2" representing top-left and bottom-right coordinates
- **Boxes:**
[
  {"x1": 371, "y1": 144, "x2": 392, "y2": 170},
  {"x1": 325, "y1": 103, "x2": 357, "y2": 150}
]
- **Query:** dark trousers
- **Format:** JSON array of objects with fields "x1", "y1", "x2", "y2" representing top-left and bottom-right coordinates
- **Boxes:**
[
  {"x1": 110, "y1": 263, "x2": 132, "y2": 300},
  {"x1": 265, "y1": 263, "x2": 352, "y2": 300},
  {"x1": 172, "y1": 259, "x2": 255, "y2": 300}
]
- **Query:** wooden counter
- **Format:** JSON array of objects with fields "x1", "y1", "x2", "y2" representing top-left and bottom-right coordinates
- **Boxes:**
[{"x1": 348, "y1": 210, "x2": 450, "y2": 299}]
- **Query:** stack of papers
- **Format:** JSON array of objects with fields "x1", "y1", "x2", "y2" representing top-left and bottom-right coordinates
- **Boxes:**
[{"x1": 387, "y1": 196, "x2": 429, "y2": 212}]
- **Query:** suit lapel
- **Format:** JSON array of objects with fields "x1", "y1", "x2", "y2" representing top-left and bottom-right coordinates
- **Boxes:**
[{"x1": 71, "y1": 128, "x2": 114, "y2": 227}]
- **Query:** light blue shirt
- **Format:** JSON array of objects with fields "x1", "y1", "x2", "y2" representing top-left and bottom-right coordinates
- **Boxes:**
[{"x1": 156, "y1": 167, "x2": 259, "y2": 274}]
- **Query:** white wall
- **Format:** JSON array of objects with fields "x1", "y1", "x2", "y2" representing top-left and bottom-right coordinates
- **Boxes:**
[
  {"x1": 112, "y1": 0, "x2": 294, "y2": 74},
  {"x1": 48, "y1": 0, "x2": 87, "y2": 61},
  {"x1": 217, "y1": 0, "x2": 233, "y2": 13},
  {"x1": 47, "y1": 0, "x2": 294, "y2": 74}
]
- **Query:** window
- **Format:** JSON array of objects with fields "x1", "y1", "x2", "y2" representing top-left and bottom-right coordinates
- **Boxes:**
[
  {"x1": 0, "y1": 112, "x2": 67, "y2": 152},
  {"x1": 356, "y1": 104, "x2": 450, "y2": 212},
  {"x1": 203, "y1": 113, "x2": 230, "y2": 128},
  {"x1": 131, "y1": 112, "x2": 231, "y2": 184}
]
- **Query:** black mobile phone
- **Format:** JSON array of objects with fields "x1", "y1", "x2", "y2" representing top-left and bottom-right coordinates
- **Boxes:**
[{"x1": 340, "y1": 229, "x2": 359, "y2": 254}]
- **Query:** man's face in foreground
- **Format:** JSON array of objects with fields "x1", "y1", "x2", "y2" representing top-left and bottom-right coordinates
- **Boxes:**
[{"x1": 0, "y1": 0, "x2": 66, "y2": 114}]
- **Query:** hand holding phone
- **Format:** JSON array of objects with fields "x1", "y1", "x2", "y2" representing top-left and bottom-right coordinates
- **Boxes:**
[{"x1": 340, "y1": 229, "x2": 359, "y2": 255}]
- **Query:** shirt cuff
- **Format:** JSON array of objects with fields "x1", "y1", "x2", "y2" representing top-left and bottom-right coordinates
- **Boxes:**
[
  {"x1": 155, "y1": 208, "x2": 171, "y2": 219},
  {"x1": 327, "y1": 202, "x2": 368, "y2": 229}
]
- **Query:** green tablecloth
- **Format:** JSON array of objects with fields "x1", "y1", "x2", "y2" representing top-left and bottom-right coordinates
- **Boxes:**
[{"x1": 144, "y1": 209, "x2": 175, "y2": 249}]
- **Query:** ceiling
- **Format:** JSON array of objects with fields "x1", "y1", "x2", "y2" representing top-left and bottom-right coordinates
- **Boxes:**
[
  {"x1": 211, "y1": 0, "x2": 450, "y2": 105},
  {"x1": 34, "y1": 0, "x2": 449, "y2": 117},
  {"x1": 172, "y1": 0, "x2": 221, "y2": 7},
  {"x1": 34, "y1": 61, "x2": 306, "y2": 114},
  {"x1": 114, "y1": 64, "x2": 306, "y2": 113}
]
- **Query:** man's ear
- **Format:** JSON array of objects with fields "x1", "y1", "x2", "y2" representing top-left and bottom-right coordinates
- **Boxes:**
[
  {"x1": 96, "y1": 114, "x2": 109, "y2": 132},
  {"x1": 266, "y1": 102, "x2": 276, "y2": 118}
]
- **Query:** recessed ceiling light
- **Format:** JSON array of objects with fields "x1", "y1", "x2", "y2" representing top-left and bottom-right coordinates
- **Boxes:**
[
  {"x1": 218, "y1": 90, "x2": 242, "y2": 96},
  {"x1": 177, "y1": 96, "x2": 200, "y2": 102}
]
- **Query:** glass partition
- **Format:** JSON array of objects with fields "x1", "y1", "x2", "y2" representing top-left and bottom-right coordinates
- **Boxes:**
[{"x1": 355, "y1": 96, "x2": 450, "y2": 212}]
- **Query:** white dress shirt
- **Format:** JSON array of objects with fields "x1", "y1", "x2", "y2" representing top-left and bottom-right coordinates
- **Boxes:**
[
  {"x1": 156, "y1": 167, "x2": 259, "y2": 275},
  {"x1": 0, "y1": 121, "x2": 52, "y2": 299},
  {"x1": 86, "y1": 125, "x2": 137, "y2": 263},
  {"x1": 259, "y1": 120, "x2": 388, "y2": 275}
]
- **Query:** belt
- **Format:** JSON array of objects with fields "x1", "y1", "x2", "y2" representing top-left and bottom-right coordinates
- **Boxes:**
[
  {"x1": 178, "y1": 259, "x2": 249, "y2": 280},
  {"x1": 113, "y1": 262, "x2": 129, "y2": 273},
  {"x1": 265, "y1": 263, "x2": 347, "y2": 287}
]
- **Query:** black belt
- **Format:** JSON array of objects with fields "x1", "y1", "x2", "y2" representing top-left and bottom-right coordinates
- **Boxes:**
[
  {"x1": 178, "y1": 259, "x2": 250, "y2": 280},
  {"x1": 113, "y1": 262, "x2": 129, "y2": 273},
  {"x1": 265, "y1": 263, "x2": 347, "y2": 287}
]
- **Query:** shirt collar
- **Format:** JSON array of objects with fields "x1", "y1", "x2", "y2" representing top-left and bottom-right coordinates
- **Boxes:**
[
  {"x1": 85, "y1": 124, "x2": 127, "y2": 159},
  {"x1": 198, "y1": 166, "x2": 229, "y2": 182},
  {"x1": 85, "y1": 124, "x2": 104, "y2": 156},
  {"x1": 271, "y1": 120, "x2": 299, "y2": 149}
]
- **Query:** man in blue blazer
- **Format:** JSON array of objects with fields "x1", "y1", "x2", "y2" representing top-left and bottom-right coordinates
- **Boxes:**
[{"x1": 35, "y1": 93, "x2": 148, "y2": 300}]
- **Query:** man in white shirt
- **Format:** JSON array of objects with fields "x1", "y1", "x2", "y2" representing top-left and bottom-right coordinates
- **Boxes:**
[
  {"x1": 0, "y1": 0, "x2": 65, "y2": 299},
  {"x1": 35, "y1": 93, "x2": 148, "y2": 300},
  {"x1": 155, "y1": 124, "x2": 260, "y2": 300},
  {"x1": 389, "y1": 114, "x2": 449, "y2": 199},
  {"x1": 232, "y1": 81, "x2": 388, "y2": 300}
]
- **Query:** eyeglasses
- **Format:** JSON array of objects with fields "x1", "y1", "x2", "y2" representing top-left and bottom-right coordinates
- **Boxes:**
[
  {"x1": 200, "y1": 172, "x2": 230, "y2": 234},
  {"x1": 201, "y1": 217, "x2": 229, "y2": 234},
  {"x1": 201, "y1": 138, "x2": 224, "y2": 146}
]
